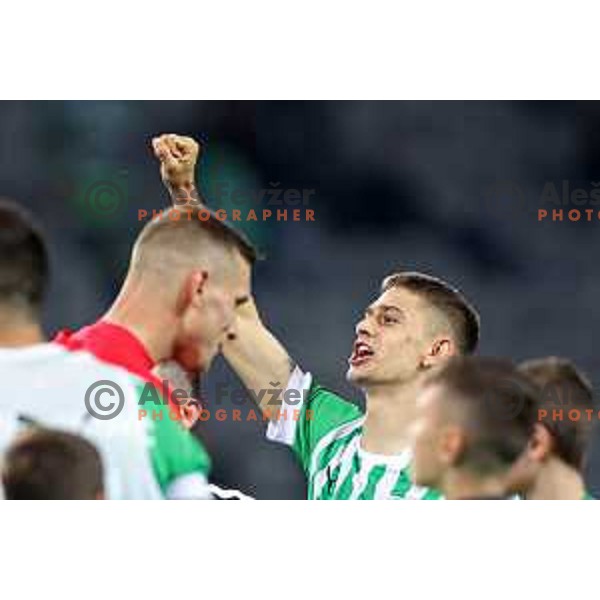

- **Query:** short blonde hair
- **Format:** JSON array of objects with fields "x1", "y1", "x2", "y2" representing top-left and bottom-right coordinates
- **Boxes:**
[{"x1": 131, "y1": 206, "x2": 257, "y2": 276}]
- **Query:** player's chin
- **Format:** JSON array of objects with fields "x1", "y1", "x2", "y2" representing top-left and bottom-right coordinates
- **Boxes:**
[
  {"x1": 177, "y1": 346, "x2": 213, "y2": 375},
  {"x1": 346, "y1": 364, "x2": 376, "y2": 385}
]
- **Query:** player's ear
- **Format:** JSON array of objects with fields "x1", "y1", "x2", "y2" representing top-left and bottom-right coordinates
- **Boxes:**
[
  {"x1": 177, "y1": 269, "x2": 208, "y2": 313},
  {"x1": 439, "y1": 425, "x2": 465, "y2": 467},
  {"x1": 527, "y1": 423, "x2": 554, "y2": 463},
  {"x1": 421, "y1": 337, "x2": 454, "y2": 369}
]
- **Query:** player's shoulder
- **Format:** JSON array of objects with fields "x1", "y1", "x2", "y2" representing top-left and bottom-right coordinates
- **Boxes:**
[
  {"x1": 0, "y1": 343, "x2": 145, "y2": 428},
  {"x1": 307, "y1": 378, "x2": 363, "y2": 419},
  {"x1": 0, "y1": 342, "x2": 144, "y2": 393},
  {"x1": 56, "y1": 343, "x2": 144, "y2": 385},
  {"x1": 285, "y1": 365, "x2": 357, "y2": 409},
  {"x1": 296, "y1": 372, "x2": 364, "y2": 449}
]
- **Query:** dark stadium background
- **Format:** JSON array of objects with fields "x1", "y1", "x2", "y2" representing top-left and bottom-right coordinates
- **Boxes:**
[{"x1": 2, "y1": 100, "x2": 600, "y2": 498}]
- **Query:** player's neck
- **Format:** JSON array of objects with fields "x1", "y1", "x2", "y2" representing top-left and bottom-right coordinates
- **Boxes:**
[
  {"x1": 525, "y1": 457, "x2": 584, "y2": 500},
  {"x1": 103, "y1": 279, "x2": 176, "y2": 364},
  {"x1": 361, "y1": 377, "x2": 421, "y2": 454},
  {"x1": 442, "y1": 469, "x2": 508, "y2": 500},
  {"x1": 0, "y1": 310, "x2": 45, "y2": 347}
]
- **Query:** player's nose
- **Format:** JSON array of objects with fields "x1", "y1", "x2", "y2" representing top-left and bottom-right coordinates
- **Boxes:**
[{"x1": 355, "y1": 317, "x2": 374, "y2": 338}]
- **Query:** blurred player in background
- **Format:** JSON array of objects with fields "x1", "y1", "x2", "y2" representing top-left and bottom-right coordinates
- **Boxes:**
[
  {"x1": 2, "y1": 428, "x2": 104, "y2": 500},
  {"x1": 154, "y1": 134, "x2": 480, "y2": 500},
  {"x1": 506, "y1": 357, "x2": 594, "y2": 499},
  {"x1": 0, "y1": 198, "x2": 47, "y2": 347},
  {"x1": 410, "y1": 357, "x2": 539, "y2": 499},
  {"x1": 0, "y1": 199, "x2": 216, "y2": 498}
]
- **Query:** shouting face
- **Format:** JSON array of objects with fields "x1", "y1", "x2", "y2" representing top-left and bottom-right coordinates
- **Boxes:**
[{"x1": 347, "y1": 285, "x2": 452, "y2": 387}]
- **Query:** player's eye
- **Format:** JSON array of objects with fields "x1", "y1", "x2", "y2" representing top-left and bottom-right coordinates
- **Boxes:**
[{"x1": 381, "y1": 315, "x2": 399, "y2": 325}]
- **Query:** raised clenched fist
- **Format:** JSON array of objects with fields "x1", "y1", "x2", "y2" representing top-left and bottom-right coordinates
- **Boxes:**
[{"x1": 152, "y1": 133, "x2": 202, "y2": 201}]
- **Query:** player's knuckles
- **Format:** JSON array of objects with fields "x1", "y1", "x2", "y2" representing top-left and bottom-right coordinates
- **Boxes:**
[
  {"x1": 181, "y1": 136, "x2": 198, "y2": 148},
  {"x1": 178, "y1": 140, "x2": 198, "y2": 158},
  {"x1": 154, "y1": 139, "x2": 170, "y2": 158}
]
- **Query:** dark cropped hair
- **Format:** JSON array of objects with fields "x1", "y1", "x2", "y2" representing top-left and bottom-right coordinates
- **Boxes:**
[
  {"x1": 519, "y1": 356, "x2": 593, "y2": 470},
  {"x1": 3, "y1": 428, "x2": 104, "y2": 500},
  {"x1": 0, "y1": 198, "x2": 48, "y2": 316},
  {"x1": 136, "y1": 205, "x2": 258, "y2": 266},
  {"x1": 427, "y1": 356, "x2": 540, "y2": 475}
]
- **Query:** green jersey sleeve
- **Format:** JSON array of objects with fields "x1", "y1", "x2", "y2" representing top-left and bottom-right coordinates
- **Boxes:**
[
  {"x1": 266, "y1": 367, "x2": 362, "y2": 472},
  {"x1": 139, "y1": 384, "x2": 212, "y2": 498}
]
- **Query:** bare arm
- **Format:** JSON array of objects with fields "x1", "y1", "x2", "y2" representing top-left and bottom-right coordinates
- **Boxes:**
[
  {"x1": 223, "y1": 296, "x2": 294, "y2": 415},
  {"x1": 152, "y1": 133, "x2": 295, "y2": 417}
]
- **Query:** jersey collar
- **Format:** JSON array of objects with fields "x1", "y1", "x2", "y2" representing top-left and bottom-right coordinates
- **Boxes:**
[{"x1": 54, "y1": 320, "x2": 155, "y2": 377}]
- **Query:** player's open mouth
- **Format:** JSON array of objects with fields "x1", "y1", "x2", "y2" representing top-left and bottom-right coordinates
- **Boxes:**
[{"x1": 349, "y1": 341, "x2": 375, "y2": 367}]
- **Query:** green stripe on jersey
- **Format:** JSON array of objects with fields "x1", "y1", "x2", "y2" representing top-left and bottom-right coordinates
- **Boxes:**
[
  {"x1": 292, "y1": 380, "x2": 442, "y2": 500},
  {"x1": 357, "y1": 465, "x2": 387, "y2": 499}
]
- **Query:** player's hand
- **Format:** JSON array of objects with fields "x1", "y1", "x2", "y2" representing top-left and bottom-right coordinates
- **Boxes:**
[
  {"x1": 181, "y1": 399, "x2": 201, "y2": 429},
  {"x1": 152, "y1": 133, "x2": 202, "y2": 204}
]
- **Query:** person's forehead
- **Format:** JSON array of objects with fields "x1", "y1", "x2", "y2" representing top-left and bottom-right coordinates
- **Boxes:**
[
  {"x1": 231, "y1": 251, "x2": 252, "y2": 294},
  {"x1": 239, "y1": 255, "x2": 252, "y2": 286},
  {"x1": 370, "y1": 286, "x2": 424, "y2": 312}
]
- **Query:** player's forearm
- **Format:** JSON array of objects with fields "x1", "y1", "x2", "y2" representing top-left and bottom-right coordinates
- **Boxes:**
[
  {"x1": 167, "y1": 181, "x2": 207, "y2": 206},
  {"x1": 223, "y1": 298, "x2": 294, "y2": 416}
]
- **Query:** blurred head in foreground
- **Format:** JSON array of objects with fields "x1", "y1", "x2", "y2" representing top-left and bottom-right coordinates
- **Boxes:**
[
  {"x1": 2, "y1": 428, "x2": 104, "y2": 500},
  {"x1": 506, "y1": 357, "x2": 594, "y2": 499},
  {"x1": 347, "y1": 272, "x2": 480, "y2": 390},
  {"x1": 0, "y1": 198, "x2": 48, "y2": 346},
  {"x1": 410, "y1": 357, "x2": 539, "y2": 499}
]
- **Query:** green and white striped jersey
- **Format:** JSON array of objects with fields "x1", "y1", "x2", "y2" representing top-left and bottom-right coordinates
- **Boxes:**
[
  {"x1": 0, "y1": 344, "x2": 211, "y2": 499},
  {"x1": 267, "y1": 368, "x2": 442, "y2": 500}
]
